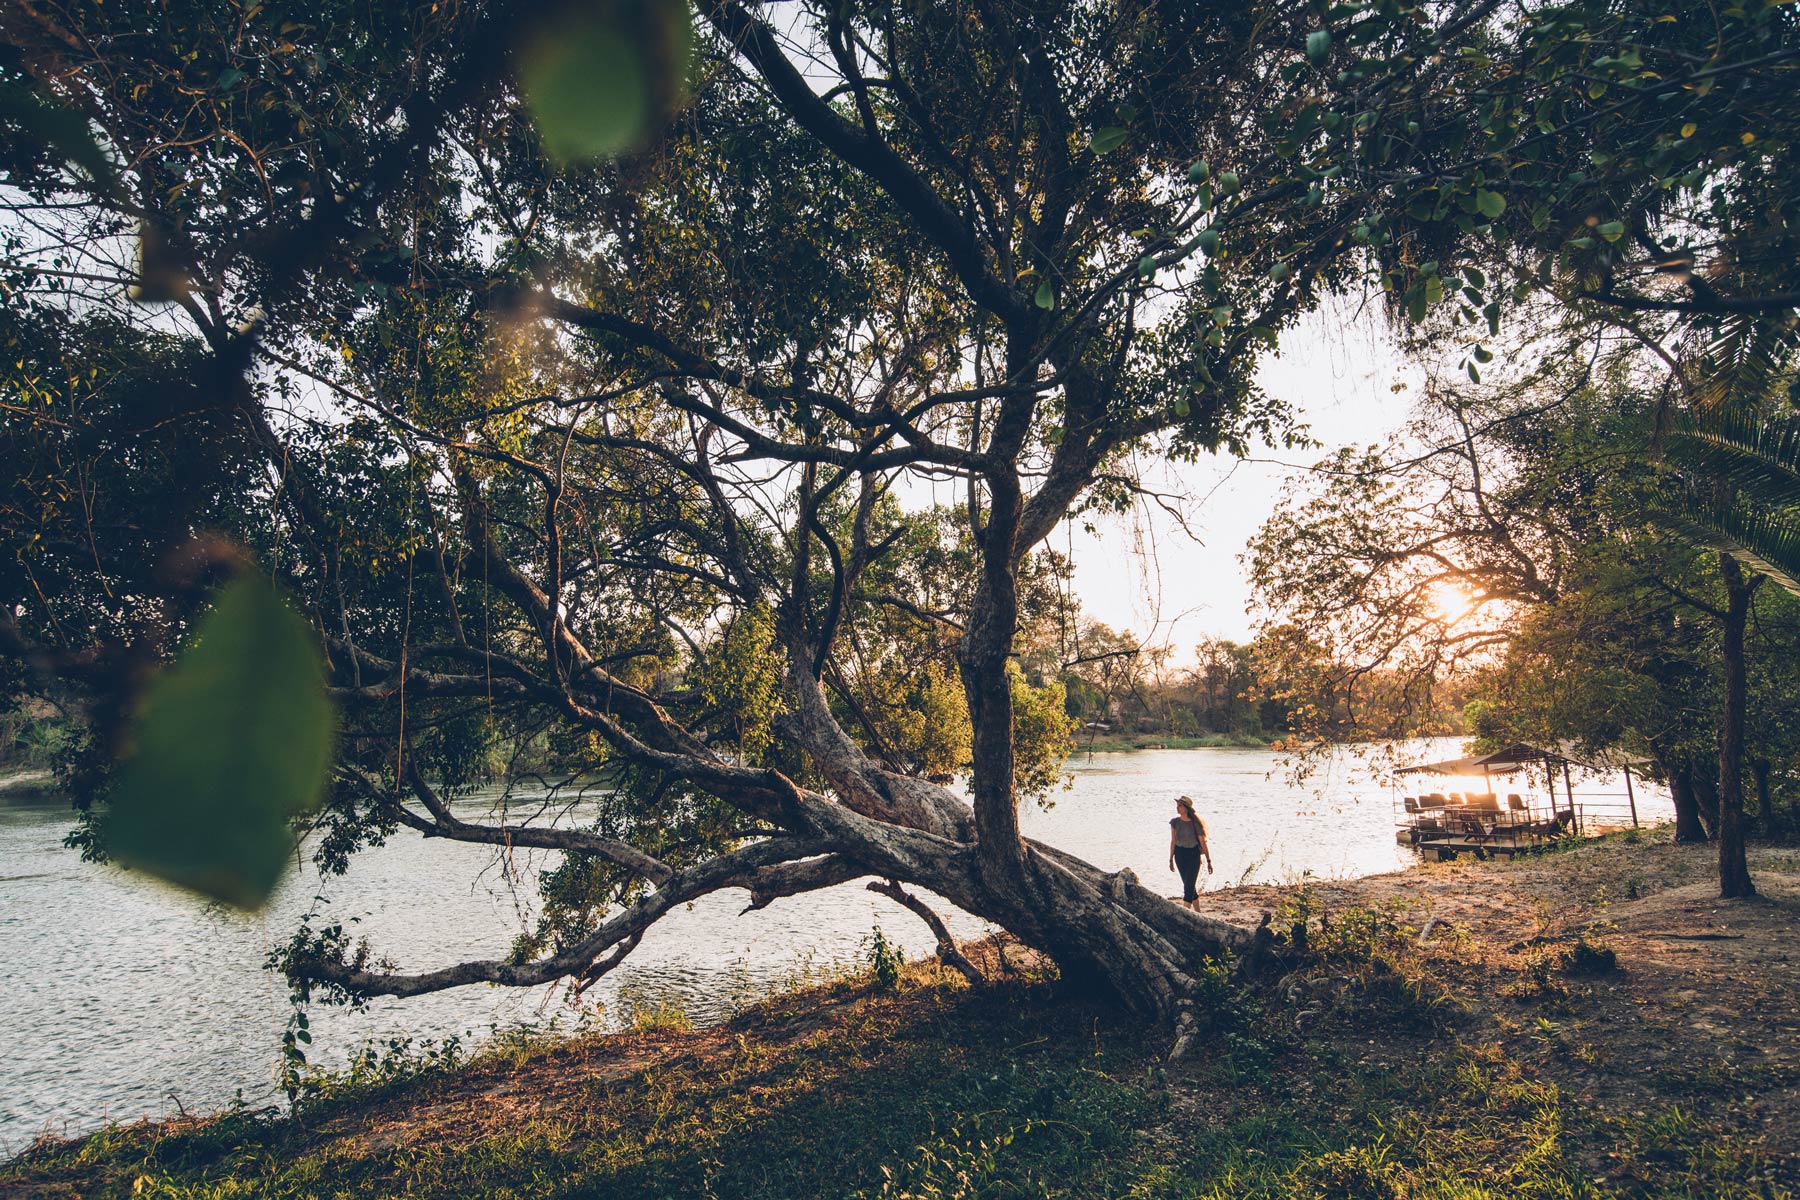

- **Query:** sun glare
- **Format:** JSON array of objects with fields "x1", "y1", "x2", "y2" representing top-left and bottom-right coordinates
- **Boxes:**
[{"x1": 1427, "y1": 582, "x2": 1481, "y2": 625}]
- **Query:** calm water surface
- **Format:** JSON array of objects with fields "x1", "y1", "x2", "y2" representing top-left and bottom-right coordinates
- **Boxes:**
[{"x1": 0, "y1": 745, "x2": 1667, "y2": 1150}]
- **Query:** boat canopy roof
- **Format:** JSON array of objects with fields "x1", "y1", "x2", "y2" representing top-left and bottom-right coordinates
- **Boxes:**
[{"x1": 1395, "y1": 741, "x2": 1649, "y2": 777}]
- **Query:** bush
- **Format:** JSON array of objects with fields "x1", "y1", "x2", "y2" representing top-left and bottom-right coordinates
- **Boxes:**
[
  {"x1": 865, "y1": 926, "x2": 906, "y2": 992},
  {"x1": 1564, "y1": 934, "x2": 1619, "y2": 976}
]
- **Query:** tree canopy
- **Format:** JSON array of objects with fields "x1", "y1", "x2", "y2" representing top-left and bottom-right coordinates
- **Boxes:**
[{"x1": 2, "y1": 0, "x2": 1797, "y2": 1041}]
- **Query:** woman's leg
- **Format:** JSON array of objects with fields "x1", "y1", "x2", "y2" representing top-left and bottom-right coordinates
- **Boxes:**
[{"x1": 1175, "y1": 845, "x2": 1201, "y2": 907}]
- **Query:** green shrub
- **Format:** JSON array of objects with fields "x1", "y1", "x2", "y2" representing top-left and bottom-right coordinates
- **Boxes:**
[{"x1": 865, "y1": 925, "x2": 906, "y2": 992}]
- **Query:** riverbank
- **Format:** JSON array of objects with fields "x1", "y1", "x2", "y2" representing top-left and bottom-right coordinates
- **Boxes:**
[
  {"x1": 8, "y1": 835, "x2": 1798, "y2": 1198},
  {"x1": 0, "y1": 769, "x2": 55, "y2": 797},
  {"x1": 1073, "y1": 731, "x2": 1274, "y2": 753}
]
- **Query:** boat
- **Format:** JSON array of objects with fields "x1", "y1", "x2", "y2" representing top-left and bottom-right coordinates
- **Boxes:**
[{"x1": 1392, "y1": 742, "x2": 1646, "y2": 861}]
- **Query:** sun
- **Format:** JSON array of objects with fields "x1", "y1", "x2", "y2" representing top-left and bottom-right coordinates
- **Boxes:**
[{"x1": 1427, "y1": 582, "x2": 1481, "y2": 625}]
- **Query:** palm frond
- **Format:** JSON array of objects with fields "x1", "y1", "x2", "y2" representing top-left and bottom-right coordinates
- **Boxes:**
[
  {"x1": 1651, "y1": 313, "x2": 1800, "y2": 593},
  {"x1": 1664, "y1": 407, "x2": 1800, "y2": 511},
  {"x1": 1691, "y1": 313, "x2": 1798, "y2": 413},
  {"x1": 1655, "y1": 479, "x2": 1800, "y2": 598}
]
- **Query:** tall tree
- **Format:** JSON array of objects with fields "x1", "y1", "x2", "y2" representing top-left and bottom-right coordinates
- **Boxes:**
[{"x1": 0, "y1": 0, "x2": 1436, "y2": 1040}]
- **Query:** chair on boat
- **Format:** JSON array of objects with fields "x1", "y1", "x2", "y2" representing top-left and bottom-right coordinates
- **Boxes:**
[
  {"x1": 1449, "y1": 810, "x2": 1487, "y2": 839},
  {"x1": 1424, "y1": 793, "x2": 1449, "y2": 808},
  {"x1": 1507, "y1": 794, "x2": 1527, "y2": 811},
  {"x1": 1467, "y1": 793, "x2": 1500, "y2": 813},
  {"x1": 1403, "y1": 796, "x2": 1420, "y2": 813}
]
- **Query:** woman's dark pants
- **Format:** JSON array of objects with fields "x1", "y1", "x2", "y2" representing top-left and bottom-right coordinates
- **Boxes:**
[{"x1": 1174, "y1": 844, "x2": 1202, "y2": 902}]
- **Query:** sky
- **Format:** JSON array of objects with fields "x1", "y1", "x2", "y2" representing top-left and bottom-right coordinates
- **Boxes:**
[{"x1": 1067, "y1": 297, "x2": 1424, "y2": 659}]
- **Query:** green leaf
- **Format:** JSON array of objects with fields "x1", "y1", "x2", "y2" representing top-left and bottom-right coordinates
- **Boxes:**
[
  {"x1": 1090, "y1": 126, "x2": 1128, "y2": 155},
  {"x1": 1188, "y1": 159, "x2": 1211, "y2": 183},
  {"x1": 1466, "y1": 361, "x2": 1481, "y2": 383},
  {"x1": 1137, "y1": 254, "x2": 1156, "y2": 277},
  {"x1": 107, "y1": 575, "x2": 335, "y2": 910},
  {"x1": 1034, "y1": 280, "x2": 1055, "y2": 310},
  {"x1": 1306, "y1": 30, "x2": 1332, "y2": 65},
  {"x1": 1270, "y1": 261, "x2": 1291, "y2": 283},
  {"x1": 1598, "y1": 220, "x2": 1626, "y2": 242},
  {"x1": 1216, "y1": 170, "x2": 1241, "y2": 196},
  {"x1": 216, "y1": 68, "x2": 245, "y2": 91},
  {"x1": 519, "y1": 0, "x2": 692, "y2": 162},
  {"x1": 1197, "y1": 228, "x2": 1221, "y2": 257},
  {"x1": 1174, "y1": 396, "x2": 1191, "y2": 419},
  {"x1": 1476, "y1": 190, "x2": 1506, "y2": 219},
  {"x1": 130, "y1": 225, "x2": 192, "y2": 305},
  {"x1": 0, "y1": 78, "x2": 117, "y2": 195},
  {"x1": 1423, "y1": 274, "x2": 1444, "y2": 306}
]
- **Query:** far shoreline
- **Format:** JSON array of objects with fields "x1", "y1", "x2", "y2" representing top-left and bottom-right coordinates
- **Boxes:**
[{"x1": 1072, "y1": 732, "x2": 1277, "y2": 754}]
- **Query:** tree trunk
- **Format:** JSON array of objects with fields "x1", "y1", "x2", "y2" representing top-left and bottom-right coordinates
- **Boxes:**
[
  {"x1": 1750, "y1": 758, "x2": 1774, "y2": 834},
  {"x1": 1716, "y1": 554, "x2": 1756, "y2": 899},
  {"x1": 1666, "y1": 758, "x2": 1710, "y2": 844},
  {"x1": 983, "y1": 846, "x2": 1257, "y2": 1026},
  {"x1": 1690, "y1": 758, "x2": 1721, "y2": 841}
]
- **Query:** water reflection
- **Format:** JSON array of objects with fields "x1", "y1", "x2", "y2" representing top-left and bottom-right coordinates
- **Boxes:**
[{"x1": 0, "y1": 744, "x2": 1667, "y2": 1150}]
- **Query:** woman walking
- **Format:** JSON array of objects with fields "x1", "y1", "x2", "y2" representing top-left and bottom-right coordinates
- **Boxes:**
[{"x1": 1168, "y1": 796, "x2": 1213, "y2": 910}]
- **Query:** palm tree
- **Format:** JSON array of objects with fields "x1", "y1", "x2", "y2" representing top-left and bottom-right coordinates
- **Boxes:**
[{"x1": 1653, "y1": 316, "x2": 1800, "y2": 897}]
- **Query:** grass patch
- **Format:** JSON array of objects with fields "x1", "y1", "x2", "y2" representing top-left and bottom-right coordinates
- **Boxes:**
[{"x1": 17, "y1": 973, "x2": 1771, "y2": 1199}]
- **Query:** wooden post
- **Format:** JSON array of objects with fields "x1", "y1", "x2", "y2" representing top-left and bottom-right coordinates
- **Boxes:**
[
  {"x1": 1563, "y1": 759, "x2": 1578, "y2": 834},
  {"x1": 1623, "y1": 762, "x2": 1639, "y2": 828}
]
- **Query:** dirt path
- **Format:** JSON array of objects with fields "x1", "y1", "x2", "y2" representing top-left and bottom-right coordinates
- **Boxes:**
[{"x1": 1206, "y1": 836, "x2": 1800, "y2": 1184}]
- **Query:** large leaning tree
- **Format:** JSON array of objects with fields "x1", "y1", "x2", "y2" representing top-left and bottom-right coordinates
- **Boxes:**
[{"x1": 1, "y1": 0, "x2": 1577, "y2": 1042}]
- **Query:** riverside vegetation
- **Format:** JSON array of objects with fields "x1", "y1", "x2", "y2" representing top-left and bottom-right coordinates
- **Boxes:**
[
  {"x1": 4, "y1": 0, "x2": 1800, "y2": 1191},
  {"x1": 8, "y1": 834, "x2": 1797, "y2": 1199}
]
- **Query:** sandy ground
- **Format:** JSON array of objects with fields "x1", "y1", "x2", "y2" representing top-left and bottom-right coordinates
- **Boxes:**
[{"x1": 1212, "y1": 835, "x2": 1800, "y2": 1182}]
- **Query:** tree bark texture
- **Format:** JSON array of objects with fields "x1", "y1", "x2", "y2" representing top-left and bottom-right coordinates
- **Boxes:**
[
  {"x1": 1716, "y1": 554, "x2": 1756, "y2": 899},
  {"x1": 1664, "y1": 758, "x2": 1711, "y2": 845}
]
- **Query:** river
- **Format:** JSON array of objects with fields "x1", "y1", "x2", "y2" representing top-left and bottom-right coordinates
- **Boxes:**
[{"x1": 0, "y1": 745, "x2": 1667, "y2": 1152}]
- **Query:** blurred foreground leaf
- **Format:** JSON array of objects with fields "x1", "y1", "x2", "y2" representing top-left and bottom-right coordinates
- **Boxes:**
[
  {"x1": 0, "y1": 76, "x2": 117, "y2": 195},
  {"x1": 108, "y1": 575, "x2": 334, "y2": 910},
  {"x1": 518, "y1": 0, "x2": 692, "y2": 162}
]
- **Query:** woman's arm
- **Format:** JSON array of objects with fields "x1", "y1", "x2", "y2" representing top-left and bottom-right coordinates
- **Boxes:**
[
  {"x1": 1200, "y1": 835, "x2": 1214, "y2": 873},
  {"x1": 1168, "y1": 827, "x2": 1177, "y2": 872}
]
